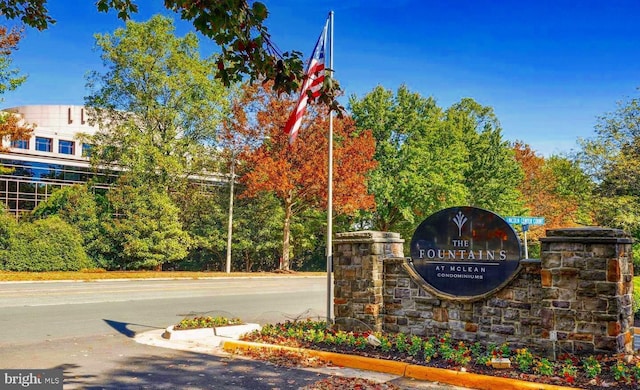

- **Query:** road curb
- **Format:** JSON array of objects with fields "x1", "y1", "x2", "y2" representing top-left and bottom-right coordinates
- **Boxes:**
[
  {"x1": 404, "y1": 364, "x2": 575, "y2": 390},
  {"x1": 221, "y1": 340, "x2": 579, "y2": 390}
]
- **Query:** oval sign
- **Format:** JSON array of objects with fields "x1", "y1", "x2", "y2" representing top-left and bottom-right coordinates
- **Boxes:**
[{"x1": 409, "y1": 206, "x2": 522, "y2": 299}]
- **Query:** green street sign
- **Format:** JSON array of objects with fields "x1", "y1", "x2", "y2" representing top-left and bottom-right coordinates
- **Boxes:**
[{"x1": 505, "y1": 216, "x2": 545, "y2": 225}]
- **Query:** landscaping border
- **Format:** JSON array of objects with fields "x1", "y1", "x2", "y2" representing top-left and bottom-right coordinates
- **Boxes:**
[{"x1": 221, "y1": 339, "x2": 578, "y2": 390}]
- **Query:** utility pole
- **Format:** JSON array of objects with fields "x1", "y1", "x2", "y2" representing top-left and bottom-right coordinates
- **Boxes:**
[{"x1": 225, "y1": 156, "x2": 235, "y2": 273}]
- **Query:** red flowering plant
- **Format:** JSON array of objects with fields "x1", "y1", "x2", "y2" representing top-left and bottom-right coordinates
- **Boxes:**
[{"x1": 559, "y1": 359, "x2": 578, "y2": 384}]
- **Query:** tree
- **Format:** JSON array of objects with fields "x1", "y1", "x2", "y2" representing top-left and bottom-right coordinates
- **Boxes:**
[
  {"x1": 176, "y1": 184, "x2": 227, "y2": 271},
  {"x1": 350, "y1": 87, "x2": 525, "y2": 241},
  {"x1": 355, "y1": 87, "x2": 529, "y2": 239},
  {"x1": 30, "y1": 184, "x2": 106, "y2": 265},
  {"x1": 239, "y1": 84, "x2": 376, "y2": 270},
  {"x1": 0, "y1": 204, "x2": 16, "y2": 252},
  {"x1": 513, "y1": 142, "x2": 593, "y2": 242},
  {"x1": 446, "y1": 98, "x2": 523, "y2": 215},
  {"x1": 577, "y1": 89, "x2": 640, "y2": 235},
  {"x1": 232, "y1": 192, "x2": 284, "y2": 271},
  {"x1": 0, "y1": 1, "x2": 342, "y2": 112},
  {"x1": 350, "y1": 86, "x2": 466, "y2": 236},
  {"x1": 0, "y1": 25, "x2": 32, "y2": 151},
  {"x1": 100, "y1": 178, "x2": 190, "y2": 270},
  {"x1": 219, "y1": 83, "x2": 269, "y2": 273},
  {"x1": 84, "y1": 14, "x2": 228, "y2": 192}
]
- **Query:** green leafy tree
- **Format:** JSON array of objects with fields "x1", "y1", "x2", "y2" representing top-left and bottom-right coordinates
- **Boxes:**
[
  {"x1": 447, "y1": 98, "x2": 523, "y2": 215},
  {"x1": 31, "y1": 184, "x2": 100, "y2": 231},
  {"x1": 100, "y1": 179, "x2": 191, "y2": 270},
  {"x1": 349, "y1": 85, "x2": 467, "y2": 238},
  {"x1": 232, "y1": 192, "x2": 284, "y2": 271},
  {"x1": 544, "y1": 155, "x2": 594, "y2": 225},
  {"x1": 177, "y1": 185, "x2": 228, "y2": 271},
  {"x1": 577, "y1": 89, "x2": 640, "y2": 235},
  {"x1": 577, "y1": 89, "x2": 640, "y2": 273},
  {"x1": 31, "y1": 184, "x2": 106, "y2": 266},
  {"x1": 84, "y1": 14, "x2": 228, "y2": 192},
  {"x1": 350, "y1": 87, "x2": 523, "y2": 240}
]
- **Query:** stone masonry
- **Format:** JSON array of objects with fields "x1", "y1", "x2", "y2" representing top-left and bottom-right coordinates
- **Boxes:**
[
  {"x1": 538, "y1": 227, "x2": 634, "y2": 356},
  {"x1": 333, "y1": 231, "x2": 404, "y2": 332},
  {"x1": 333, "y1": 228, "x2": 634, "y2": 357}
]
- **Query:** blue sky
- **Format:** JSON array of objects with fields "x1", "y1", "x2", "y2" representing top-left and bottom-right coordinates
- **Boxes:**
[{"x1": 2, "y1": 1, "x2": 639, "y2": 156}]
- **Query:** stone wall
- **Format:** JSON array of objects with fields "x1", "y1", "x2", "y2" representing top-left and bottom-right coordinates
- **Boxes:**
[
  {"x1": 538, "y1": 228, "x2": 634, "y2": 355},
  {"x1": 333, "y1": 231, "x2": 404, "y2": 332},
  {"x1": 383, "y1": 258, "x2": 543, "y2": 348},
  {"x1": 333, "y1": 228, "x2": 634, "y2": 356}
]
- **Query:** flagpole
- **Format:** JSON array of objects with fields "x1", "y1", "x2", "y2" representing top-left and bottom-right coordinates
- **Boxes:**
[{"x1": 326, "y1": 10, "x2": 334, "y2": 326}]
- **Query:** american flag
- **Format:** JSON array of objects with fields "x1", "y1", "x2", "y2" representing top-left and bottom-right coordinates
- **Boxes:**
[{"x1": 284, "y1": 20, "x2": 328, "y2": 144}]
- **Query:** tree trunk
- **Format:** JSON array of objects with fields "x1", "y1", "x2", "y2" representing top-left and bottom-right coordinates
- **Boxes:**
[
  {"x1": 281, "y1": 190, "x2": 293, "y2": 271},
  {"x1": 244, "y1": 252, "x2": 252, "y2": 272}
]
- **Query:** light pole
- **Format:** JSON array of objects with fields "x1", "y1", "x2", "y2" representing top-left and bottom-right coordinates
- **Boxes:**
[{"x1": 225, "y1": 156, "x2": 235, "y2": 274}]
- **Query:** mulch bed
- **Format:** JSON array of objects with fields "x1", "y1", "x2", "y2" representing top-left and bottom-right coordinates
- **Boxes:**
[{"x1": 237, "y1": 337, "x2": 639, "y2": 390}]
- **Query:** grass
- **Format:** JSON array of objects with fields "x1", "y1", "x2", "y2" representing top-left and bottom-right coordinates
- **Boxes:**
[{"x1": 0, "y1": 270, "x2": 326, "y2": 282}]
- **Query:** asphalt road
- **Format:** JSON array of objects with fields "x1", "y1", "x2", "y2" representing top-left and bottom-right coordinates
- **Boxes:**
[
  {"x1": 0, "y1": 276, "x2": 467, "y2": 389},
  {"x1": 0, "y1": 277, "x2": 328, "y2": 344}
]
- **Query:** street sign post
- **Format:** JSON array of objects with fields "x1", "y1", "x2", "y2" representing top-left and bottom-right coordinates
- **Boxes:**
[{"x1": 505, "y1": 216, "x2": 545, "y2": 259}]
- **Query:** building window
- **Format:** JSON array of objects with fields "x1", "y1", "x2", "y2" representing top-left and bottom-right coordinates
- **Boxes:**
[
  {"x1": 10, "y1": 139, "x2": 29, "y2": 149},
  {"x1": 81, "y1": 143, "x2": 93, "y2": 157},
  {"x1": 35, "y1": 137, "x2": 52, "y2": 152},
  {"x1": 58, "y1": 140, "x2": 75, "y2": 155}
]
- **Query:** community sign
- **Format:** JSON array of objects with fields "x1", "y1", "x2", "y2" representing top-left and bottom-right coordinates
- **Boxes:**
[{"x1": 409, "y1": 206, "x2": 522, "y2": 299}]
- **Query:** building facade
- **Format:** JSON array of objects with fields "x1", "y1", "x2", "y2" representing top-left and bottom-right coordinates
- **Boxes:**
[{"x1": 1, "y1": 105, "x2": 116, "y2": 215}]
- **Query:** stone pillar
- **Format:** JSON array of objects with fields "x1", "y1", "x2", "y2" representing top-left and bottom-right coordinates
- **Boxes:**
[
  {"x1": 539, "y1": 227, "x2": 634, "y2": 356},
  {"x1": 333, "y1": 231, "x2": 404, "y2": 332}
]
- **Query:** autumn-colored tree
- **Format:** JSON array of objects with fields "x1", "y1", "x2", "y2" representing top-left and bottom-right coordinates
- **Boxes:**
[
  {"x1": 238, "y1": 84, "x2": 376, "y2": 270},
  {"x1": 0, "y1": 25, "x2": 32, "y2": 152},
  {"x1": 0, "y1": 110, "x2": 32, "y2": 152},
  {"x1": 513, "y1": 142, "x2": 592, "y2": 241}
]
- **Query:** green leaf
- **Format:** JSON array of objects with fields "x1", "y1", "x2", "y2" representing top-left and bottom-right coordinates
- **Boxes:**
[{"x1": 252, "y1": 2, "x2": 268, "y2": 21}]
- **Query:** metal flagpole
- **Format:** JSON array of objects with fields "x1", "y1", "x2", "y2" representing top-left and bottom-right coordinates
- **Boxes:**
[{"x1": 326, "y1": 10, "x2": 334, "y2": 325}]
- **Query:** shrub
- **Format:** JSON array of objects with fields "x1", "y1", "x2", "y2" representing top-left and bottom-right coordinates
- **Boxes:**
[
  {"x1": 0, "y1": 208, "x2": 17, "y2": 254},
  {"x1": 31, "y1": 184, "x2": 104, "y2": 265},
  {"x1": 1, "y1": 216, "x2": 94, "y2": 271},
  {"x1": 174, "y1": 316, "x2": 242, "y2": 330},
  {"x1": 633, "y1": 286, "x2": 640, "y2": 319}
]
